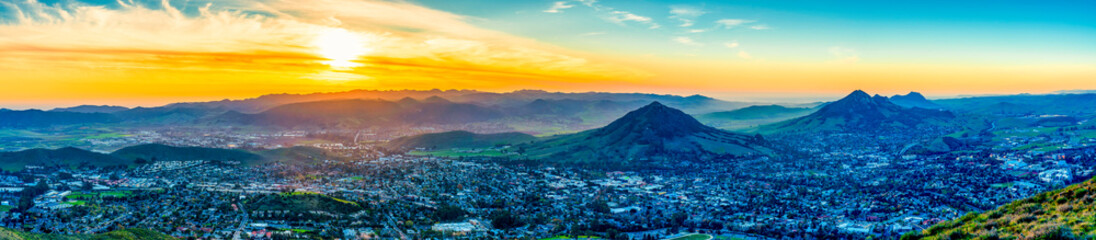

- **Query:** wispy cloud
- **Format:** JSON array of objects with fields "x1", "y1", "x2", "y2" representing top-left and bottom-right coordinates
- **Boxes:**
[
  {"x1": 673, "y1": 37, "x2": 703, "y2": 46},
  {"x1": 737, "y1": 50, "x2": 752, "y2": 59},
  {"x1": 723, "y1": 41, "x2": 740, "y2": 48},
  {"x1": 606, "y1": 10, "x2": 659, "y2": 29},
  {"x1": 669, "y1": 5, "x2": 705, "y2": 27},
  {"x1": 544, "y1": 1, "x2": 574, "y2": 13},
  {"x1": 715, "y1": 19, "x2": 756, "y2": 29},
  {"x1": 750, "y1": 24, "x2": 771, "y2": 30},
  {"x1": 0, "y1": 0, "x2": 650, "y2": 98},
  {"x1": 829, "y1": 46, "x2": 859, "y2": 63}
]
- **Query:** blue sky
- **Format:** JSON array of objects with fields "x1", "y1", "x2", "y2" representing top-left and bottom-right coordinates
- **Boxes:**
[{"x1": 416, "y1": 0, "x2": 1096, "y2": 64}]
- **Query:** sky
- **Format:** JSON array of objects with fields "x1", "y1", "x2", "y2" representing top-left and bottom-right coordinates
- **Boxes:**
[{"x1": 0, "y1": 0, "x2": 1094, "y2": 109}]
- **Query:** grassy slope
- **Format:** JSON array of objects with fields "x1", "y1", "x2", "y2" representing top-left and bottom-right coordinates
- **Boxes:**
[
  {"x1": 903, "y1": 177, "x2": 1096, "y2": 240},
  {"x1": 0, "y1": 228, "x2": 173, "y2": 240}
]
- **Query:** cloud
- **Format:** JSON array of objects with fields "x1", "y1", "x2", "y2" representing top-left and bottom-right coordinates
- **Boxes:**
[
  {"x1": 723, "y1": 41, "x2": 739, "y2": 48},
  {"x1": 0, "y1": 0, "x2": 650, "y2": 95},
  {"x1": 750, "y1": 25, "x2": 770, "y2": 30},
  {"x1": 688, "y1": 29, "x2": 707, "y2": 33},
  {"x1": 673, "y1": 37, "x2": 703, "y2": 46},
  {"x1": 737, "y1": 50, "x2": 752, "y2": 59},
  {"x1": 580, "y1": 32, "x2": 606, "y2": 36},
  {"x1": 544, "y1": 1, "x2": 574, "y2": 13},
  {"x1": 715, "y1": 19, "x2": 756, "y2": 29},
  {"x1": 606, "y1": 10, "x2": 659, "y2": 29},
  {"x1": 829, "y1": 47, "x2": 859, "y2": 64},
  {"x1": 669, "y1": 5, "x2": 705, "y2": 27}
]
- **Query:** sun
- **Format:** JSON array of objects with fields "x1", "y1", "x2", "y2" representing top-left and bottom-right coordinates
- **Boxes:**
[{"x1": 313, "y1": 28, "x2": 372, "y2": 70}]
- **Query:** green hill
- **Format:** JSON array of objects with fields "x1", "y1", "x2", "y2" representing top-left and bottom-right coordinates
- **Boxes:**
[
  {"x1": 257, "y1": 146, "x2": 339, "y2": 165},
  {"x1": 110, "y1": 143, "x2": 262, "y2": 163},
  {"x1": 387, "y1": 131, "x2": 536, "y2": 150},
  {"x1": 0, "y1": 228, "x2": 173, "y2": 240},
  {"x1": 0, "y1": 147, "x2": 128, "y2": 171},
  {"x1": 523, "y1": 102, "x2": 771, "y2": 167},
  {"x1": 902, "y1": 177, "x2": 1096, "y2": 240},
  {"x1": 249, "y1": 192, "x2": 363, "y2": 215}
]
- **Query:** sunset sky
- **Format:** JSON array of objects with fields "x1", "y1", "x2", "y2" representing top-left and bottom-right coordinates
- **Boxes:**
[{"x1": 1, "y1": 0, "x2": 1094, "y2": 108}]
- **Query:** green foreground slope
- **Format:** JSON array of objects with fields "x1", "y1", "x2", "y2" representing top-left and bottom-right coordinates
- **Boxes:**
[
  {"x1": 0, "y1": 228, "x2": 173, "y2": 240},
  {"x1": 903, "y1": 177, "x2": 1096, "y2": 240}
]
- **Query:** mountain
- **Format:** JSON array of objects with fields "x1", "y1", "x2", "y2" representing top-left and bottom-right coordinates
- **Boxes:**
[
  {"x1": 699, "y1": 105, "x2": 815, "y2": 121},
  {"x1": 209, "y1": 98, "x2": 503, "y2": 128},
  {"x1": 936, "y1": 93, "x2": 1096, "y2": 116},
  {"x1": 763, "y1": 90, "x2": 955, "y2": 133},
  {"x1": 387, "y1": 131, "x2": 536, "y2": 150},
  {"x1": 110, "y1": 144, "x2": 262, "y2": 163},
  {"x1": 0, "y1": 227, "x2": 174, "y2": 240},
  {"x1": 50, "y1": 105, "x2": 130, "y2": 113},
  {"x1": 0, "y1": 147, "x2": 128, "y2": 171},
  {"x1": 257, "y1": 146, "x2": 342, "y2": 165},
  {"x1": 163, "y1": 89, "x2": 750, "y2": 114},
  {"x1": 890, "y1": 92, "x2": 943, "y2": 109},
  {"x1": 523, "y1": 102, "x2": 771, "y2": 167},
  {"x1": 0, "y1": 110, "x2": 119, "y2": 128},
  {"x1": 903, "y1": 176, "x2": 1096, "y2": 240}
]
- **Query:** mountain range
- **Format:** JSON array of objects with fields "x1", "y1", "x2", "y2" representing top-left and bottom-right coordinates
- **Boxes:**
[{"x1": 762, "y1": 90, "x2": 956, "y2": 133}]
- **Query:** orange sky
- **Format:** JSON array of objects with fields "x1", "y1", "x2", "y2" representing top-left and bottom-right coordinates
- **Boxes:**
[{"x1": 0, "y1": 0, "x2": 1093, "y2": 109}]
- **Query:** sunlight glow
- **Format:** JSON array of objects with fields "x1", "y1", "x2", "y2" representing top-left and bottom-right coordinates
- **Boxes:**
[{"x1": 313, "y1": 28, "x2": 372, "y2": 69}]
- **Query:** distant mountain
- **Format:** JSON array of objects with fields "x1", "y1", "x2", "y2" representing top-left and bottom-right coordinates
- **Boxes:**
[
  {"x1": 936, "y1": 93, "x2": 1096, "y2": 116},
  {"x1": 209, "y1": 98, "x2": 503, "y2": 128},
  {"x1": 49, "y1": 105, "x2": 130, "y2": 113},
  {"x1": 0, "y1": 227, "x2": 173, "y2": 240},
  {"x1": 111, "y1": 144, "x2": 262, "y2": 163},
  {"x1": 903, "y1": 176, "x2": 1096, "y2": 240},
  {"x1": 890, "y1": 92, "x2": 943, "y2": 109},
  {"x1": 699, "y1": 105, "x2": 814, "y2": 121},
  {"x1": 763, "y1": 90, "x2": 955, "y2": 133},
  {"x1": 523, "y1": 102, "x2": 771, "y2": 167},
  {"x1": 387, "y1": 131, "x2": 536, "y2": 150},
  {"x1": 0, "y1": 147, "x2": 128, "y2": 171},
  {"x1": 163, "y1": 89, "x2": 749, "y2": 114},
  {"x1": 0, "y1": 110, "x2": 119, "y2": 128}
]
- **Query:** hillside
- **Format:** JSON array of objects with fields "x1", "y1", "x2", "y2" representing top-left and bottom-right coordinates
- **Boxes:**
[
  {"x1": 257, "y1": 146, "x2": 340, "y2": 165},
  {"x1": 387, "y1": 131, "x2": 536, "y2": 150},
  {"x1": 249, "y1": 192, "x2": 363, "y2": 215},
  {"x1": 0, "y1": 228, "x2": 173, "y2": 240},
  {"x1": 0, "y1": 110, "x2": 119, "y2": 128},
  {"x1": 763, "y1": 90, "x2": 955, "y2": 133},
  {"x1": 49, "y1": 105, "x2": 130, "y2": 113},
  {"x1": 110, "y1": 144, "x2": 263, "y2": 163},
  {"x1": 523, "y1": 102, "x2": 771, "y2": 167},
  {"x1": 699, "y1": 105, "x2": 814, "y2": 121},
  {"x1": 890, "y1": 92, "x2": 943, "y2": 109},
  {"x1": 903, "y1": 176, "x2": 1096, "y2": 239},
  {"x1": 0, "y1": 147, "x2": 127, "y2": 171}
]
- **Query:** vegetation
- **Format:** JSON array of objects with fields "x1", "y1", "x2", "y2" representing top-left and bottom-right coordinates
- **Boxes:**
[
  {"x1": 248, "y1": 192, "x2": 363, "y2": 215},
  {"x1": 387, "y1": 130, "x2": 536, "y2": 150},
  {"x1": 0, "y1": 228, "x2": 173, "y2": 240},
  {"x1": 0, "y1": 147, "x2": 128, "y2": 171},
  {"x1": 902, "y1": 176, "x2": 1096, "y2": 240}
]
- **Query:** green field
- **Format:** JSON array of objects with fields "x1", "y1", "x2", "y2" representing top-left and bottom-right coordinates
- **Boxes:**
[
  {"x1": 66, "y1": 190, "x2": 134, "y2": 199},
  {"x1": 668, "y1": 234, "x2": 713, "y2": 240},
  {"x1": 540, "y1": 236, "x2": 602, "y2": 240},
  {"x1": 0, "y1": 205, "x2": 12, "y2": 212}
]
